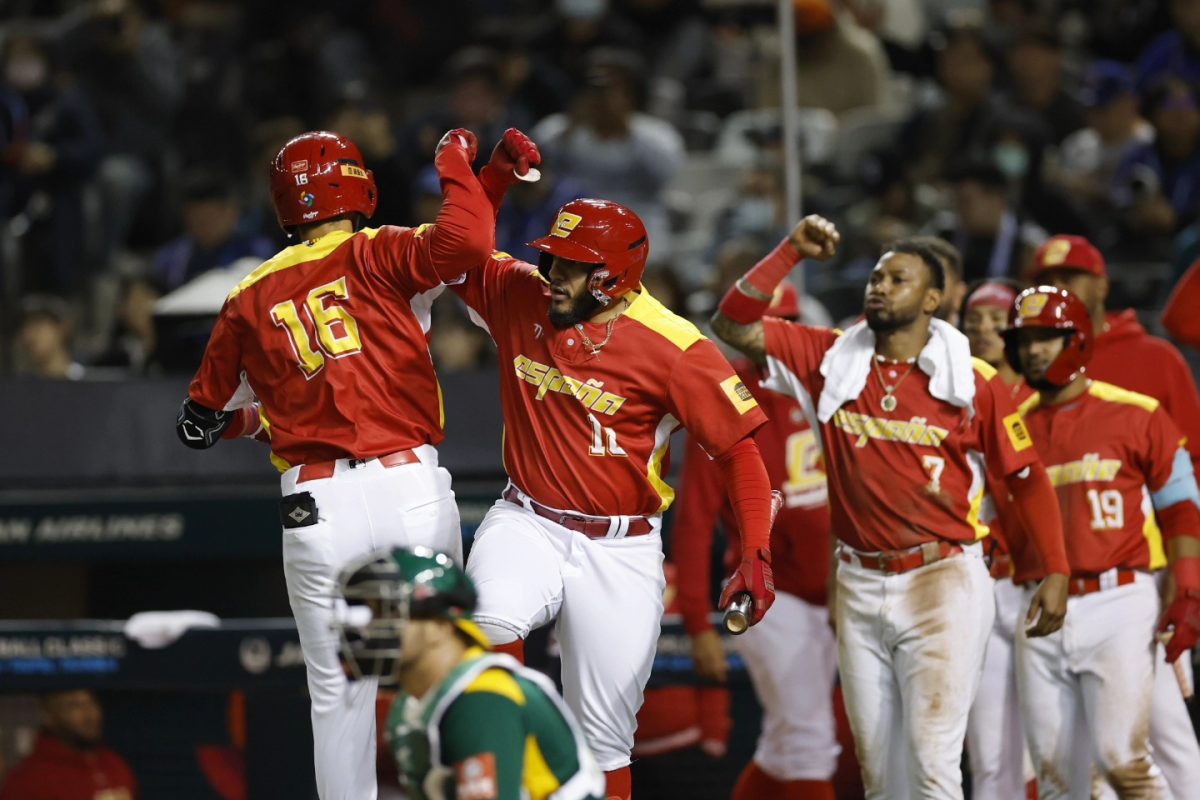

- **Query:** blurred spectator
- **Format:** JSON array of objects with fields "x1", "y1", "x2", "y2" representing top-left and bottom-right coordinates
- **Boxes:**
[
  {"x1": 410, "y1": 165, "x2": 444, "y2": 228},
  {"x1": 899, "y1": 19, "x2": 1003, "y2": 184},
  {"x1": 713, "y1": 166, "x2": 789, "y2": 252},
  {"x1": 1137, "y1": 0, "x2": 1200, "y2": 89},
  {"x1": 151, "y1": 171, "x2": 274, "y2": 291},
  {"x1": 532, "y1": 48, "x2": 684, "y2": 257},
  {"x1": 0, "y1": 689, "x2": 136, "y2": 800},
  {"x1": 0, "y1": 29, "x2": 103, "y2": 296},
  {"x1": 1055, "y1": 61, "x2": 1155, "y2": 244},
  {"x1": 1113, "y1": 76, "x2": 1200, "y2": 238},
  {"x1": 495, "y1": 169, "x2": 590, "y2": 263},
  {"x1": 926, "y1": 160, "x2": 1045, "y2": 282},
  {"x1": 327, "y1": 99, "x2": 412, "y2": 227},
  {"x1": 617, "y1": 0, "x2": 716, "y2": 122},
  {"x1": 13, "y1": 294, "x2": 84, "y2": 380},
  {"x1": 1002, "y1": 25, "x2": 1085, "y2": 144},
  {"x1": 757, "y1": 0, "x2": 894, "y2": 118},
  {"x1": 641, "y1": 263, "x2": 685, "y2": 312},
  {"x1": 405, "y1": 47, "x2": 530, "y2": 176},
  {"x1": 59, "y1": 0, "x2": 184, "y2": 257},
  {"x1": 91, "y1": 274, "x2": 163, "y2": 373}
]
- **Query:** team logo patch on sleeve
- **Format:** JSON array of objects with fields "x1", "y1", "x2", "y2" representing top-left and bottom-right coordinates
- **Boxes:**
[
  {"x1": 720, "y1": 375, "x2": 759, "y2": 414},
  {"x1": 455, "y1": 753, "x2": 499, "y2": 800},
  {"x1": 1003, "y1": 412, "x2": 1033, "y2": 452}
]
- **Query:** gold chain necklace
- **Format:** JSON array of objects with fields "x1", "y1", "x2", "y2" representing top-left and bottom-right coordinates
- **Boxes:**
[
  {"x1": 575, "y1": 315, "x2": 619, "y2": 357},
  {"x1": 873, "y1": 357, "x2": 917, "y2": 413}
]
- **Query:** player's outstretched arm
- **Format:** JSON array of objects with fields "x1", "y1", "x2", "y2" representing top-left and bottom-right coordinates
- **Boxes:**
[
  {"x1": 713, "y1": 438, "x2": 779, "y2": 627},
  {"x1": 711, "y1": 215, "x2": 839, "y2": 367},
  {"x1": 1004, "y1": 463, "x2": 1070, "y2": 637},
  {"x1": 422, "y1": 128, "x2": 496, "y2": 281},
  {"x1": 477, "y1": 128, "x2": 542, "y2": 215}
]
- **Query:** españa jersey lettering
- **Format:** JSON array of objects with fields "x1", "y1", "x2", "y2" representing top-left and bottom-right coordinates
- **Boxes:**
[
  {"x1": 760, "y1": 319, "x2": 1038, "y2": 552},
  {"x1": 452, "y1": 254, "x2": 766, "y2": 516},
  {"x1": 189, "y1": 226, "x2": 458, "y2": 470},
  {"x1": 386, "y1": 650, "x2": 602, "y2": 800},
  {"x1": 1012, "y1": 381, "x2": 1180, "y2": 580}
]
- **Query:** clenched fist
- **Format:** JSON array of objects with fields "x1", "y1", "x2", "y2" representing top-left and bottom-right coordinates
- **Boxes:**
[{"x1": 787, "y1": 215, "x2": 840, "y2": 261}]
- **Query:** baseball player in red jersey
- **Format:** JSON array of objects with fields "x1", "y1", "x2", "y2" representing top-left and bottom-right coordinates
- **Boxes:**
[
  {"x1": 673, "y1": 283, "x2": 840, "y2": 800},
  {"x1": 960, "y1": 280, "x2": 1039, "y2": 800},
  {"x1": 712, "y1": 217, "x2": 1072, "y2": 799},
  {"x1": 177, "y1": 126, "x2": 541, "y2": 799},
  {"x1": 1030, "y1": 236, "x2": 1200, "y2": 798},
  {"x1": 447, "y1": 197, "x2": 777, "y2": 800},
  {"x1": 1162, "y1": 257, "x2": 1200, "y2": 350},
  {"x1": 1003, "y1": 286, "x2": 1200, "y2": 799}
]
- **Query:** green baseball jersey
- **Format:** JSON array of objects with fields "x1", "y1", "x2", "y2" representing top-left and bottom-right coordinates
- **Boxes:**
[{"x1": 385, "y1": 647, "x2": 605, "y2": 800}]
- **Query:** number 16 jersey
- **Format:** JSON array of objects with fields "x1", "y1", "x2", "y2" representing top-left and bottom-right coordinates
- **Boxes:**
[{"x1": 452, "y1": 254, "x2": 766, "y2": 517}]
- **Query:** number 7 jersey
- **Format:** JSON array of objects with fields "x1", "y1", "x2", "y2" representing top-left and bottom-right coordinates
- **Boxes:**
[{"x1": 451, "y1": 254, "x2": 767, "y2": 517}]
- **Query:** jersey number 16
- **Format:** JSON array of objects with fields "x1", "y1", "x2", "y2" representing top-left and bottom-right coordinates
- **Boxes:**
[{"x1": 271, "y1": 277, "x2": 364, "y2": 378}]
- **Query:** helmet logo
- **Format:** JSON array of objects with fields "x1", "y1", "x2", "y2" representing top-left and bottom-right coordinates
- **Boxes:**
[
  {"x1": 550, "y1": 211, "x2": 583, "y2": 238},
  {"x1": 300, "y1": 192, "x2": 316, "y2": 207},
  {"x1": 290, "y1": 160, "x2": 309, "y2": 173},
  {"x1": 340, "y1": 165, "x2": 368, "y2": 179},
  {"x1": 1041, "y1": 238, "x2": 1072, "y2": 266},
  {"x1": 1019, "y1": 294, "x2": 1049, "y2": 318}
]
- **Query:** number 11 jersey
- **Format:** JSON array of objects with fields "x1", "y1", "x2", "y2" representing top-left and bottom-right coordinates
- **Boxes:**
[{"x1": 451, "y1": 254, "x2": 766, "y2": 517}]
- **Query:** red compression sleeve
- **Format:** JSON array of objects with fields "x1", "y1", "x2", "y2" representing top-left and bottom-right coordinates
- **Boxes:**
[
  {"x1": 1004, "y1": 462, "x2": 1070, "y2": 576},
  {"x1": 714, "y1": 437, "x2": 773, "y2": 556},
  {"x1": 428, "y1": 139, "x2": 494, "y2": 282},
  {"x1": 717, "y1": 238, "x2": 801, "y2": 324}
]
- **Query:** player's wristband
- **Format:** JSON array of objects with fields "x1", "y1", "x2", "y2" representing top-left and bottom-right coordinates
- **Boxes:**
[{"x1": 717, "y1": 238, "x2": 801, "y2": 324}]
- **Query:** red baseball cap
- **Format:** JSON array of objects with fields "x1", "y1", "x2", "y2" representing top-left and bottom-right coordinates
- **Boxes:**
[
  {"x1": 1031, "y1": 235, "x2": 1106, "y2": 279},
  {"x1": 766, "y1": 283, "x2": 801, "y2": 320}
]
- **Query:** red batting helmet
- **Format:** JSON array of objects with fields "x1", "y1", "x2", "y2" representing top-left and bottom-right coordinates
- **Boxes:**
[
  {"x1": 527, "y1": 198, "x2": 649, "y2": 306},
  {"x1": 270, "y1": 131, "x2": 378, "y2": 231},
  {"x1": 1002, "y1": 285, "x2": 1094, "y2": 386}
]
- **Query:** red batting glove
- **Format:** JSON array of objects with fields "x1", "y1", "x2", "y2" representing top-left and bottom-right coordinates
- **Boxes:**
[
  {"x1": 479, "y1": 128, "x2": 542, "y2": 209},
  {"x1": 719, "y1": 548, "x2": 775, "y2": 626},
  {"x1": 1160, "y1": 557, "x2": 1200, "y2": 663},
  {"x1": 434, "y1": 128, "x2": 478, "y2": 164}
]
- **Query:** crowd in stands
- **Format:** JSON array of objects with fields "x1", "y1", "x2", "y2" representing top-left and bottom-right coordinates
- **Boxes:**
[{"x1": 3, "y1": 0, "x2": 1199, "y2": 378}]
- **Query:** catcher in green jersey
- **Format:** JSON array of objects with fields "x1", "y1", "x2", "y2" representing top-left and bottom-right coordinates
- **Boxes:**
[{"x1": 334, "y1": 546, "x2": 605, "y2": 800}]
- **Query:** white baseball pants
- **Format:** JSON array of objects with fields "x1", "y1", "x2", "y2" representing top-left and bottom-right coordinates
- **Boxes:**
[
  {"x1": 966, "y1": 577, "x2": 1034, "y2": 800},
  {"x1": 281, "y1": 445, "x2": 461, "y2": 800},
  {"x1": 465, "y1": 491, "x2": 665, "y2": 771},
  {"x1": 1015, "y1": 573, "x2": 1169, "y2": 800},
  {"x1": 734, "y1": 590, "x2": 841, "y2": 781},
  {"x1": 835, "y1": 542, "x2": 994, "y2": 800}
]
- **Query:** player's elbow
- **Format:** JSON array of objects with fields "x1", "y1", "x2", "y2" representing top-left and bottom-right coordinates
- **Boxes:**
[{"x1": 710, "y1": 311, "x2": 739, "y2": 347}]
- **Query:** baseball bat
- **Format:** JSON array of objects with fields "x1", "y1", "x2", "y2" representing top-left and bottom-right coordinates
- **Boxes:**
[
  {"x1": 1158, "y1": 632, "x2": 1195, "y2": 700},
  {"x1": 721, "y1": 490, "x2": 785, "y2": 635}
]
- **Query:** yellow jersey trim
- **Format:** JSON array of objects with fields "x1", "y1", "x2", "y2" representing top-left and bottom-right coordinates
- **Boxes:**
[
  {"x1": 1017, "y1": 392, "x2": 1041, "y2": 417},
  {"x1": 465, "y1": 667, "x2": 526, "y2": 707},
  {"x1": 623, "y1": 288, "x2": 705, "y2": 351},
  {"x1": 971, "y1": 357, "x2": 998, "y2": 379},
  {"x1": 257, "y1": 413, "x2": 292, "y2": 473},
  {"x1": 1088, "y1": 381, "x2": 1160, "y2": 413},
  {"x1": 229, "y1": 229, "x2": 367, "y2": 299},
  {"x1": 647, "y1": 444, "x2": 675, "y2": 513},
  {"x1": 523, "y1": 736, "x2": 562, "y2": 800},
  {"x1": 967, "y1": 484, "x2": 990, "y2": 540},
  {"x1": 1143, "y1": 499, "x2": 1168, "y2": 571}
]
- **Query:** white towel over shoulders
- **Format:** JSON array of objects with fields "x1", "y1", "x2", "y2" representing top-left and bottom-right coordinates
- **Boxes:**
[{"x1": 816, "y1": 319, "x2": 976, "y2": 423}]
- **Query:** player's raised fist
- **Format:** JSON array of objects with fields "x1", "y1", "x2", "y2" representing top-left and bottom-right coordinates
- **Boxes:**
[
  {"x1": 435, "y1": 127, "x2": 478, "y2": 164},
  {"x1": 788, "y1": 215, "x2": 840, "y2": 261},
  {"x1": 492, "y1": 128, "x2": 542, "y2": 179}
]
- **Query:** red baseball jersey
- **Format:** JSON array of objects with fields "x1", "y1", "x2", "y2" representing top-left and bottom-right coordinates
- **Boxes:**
[
  {"x1": 761, "y1": 320, "x2": 1039, "y2": 552},
  {"x1": 0, "y1": 731, "x2": 137, "y2": 800},
  {"x1": 1089, "y1": 310, "x2": 1200, "y2": 472},
  {"x1": 189, "y1": 223, "x2": 493, "y2": 470},
  {"x1": 1010, "y1": 381, "x2": 1181, "y2": 581},
  {"x1": 984, "y1": 377, "x2": 1036, "y2": 561},
  {"x1": 673, "y1": 359, "x2": 831, "y2": 634},
  {"x1": 451, "y1": 254, "x2": 766, "y2": 516}
]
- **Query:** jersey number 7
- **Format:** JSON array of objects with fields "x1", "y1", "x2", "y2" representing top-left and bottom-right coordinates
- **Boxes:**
[{"x1": 270, "y1": 276, "x2": 364, "y2": 378}]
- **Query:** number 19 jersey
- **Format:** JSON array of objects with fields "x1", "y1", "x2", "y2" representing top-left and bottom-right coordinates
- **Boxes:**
[{"x1": 452, "y1": 254, "x2": 767, "y2": 517}]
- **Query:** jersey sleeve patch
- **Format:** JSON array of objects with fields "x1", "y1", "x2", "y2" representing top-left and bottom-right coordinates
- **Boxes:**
[
  {"x1": 454, "y1": 752, "x2": 499, "y2": 800},
  {"x1": 1003, "y1": 412, "x2": 1033, "y2": 452},
  {"x1": 719, "y1": 374, "x2": 760, "y2": 415}
]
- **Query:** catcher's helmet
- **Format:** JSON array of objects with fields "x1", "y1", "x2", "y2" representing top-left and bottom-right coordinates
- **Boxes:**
[
  {"x1": 1001, "y1": 285, "x2": 1094, "y2": 386},
  {"x1": 270, "y1": 131, "x2": 378, "y2": 232},
  {"x1": 527, "y1": 198, "x2": 649, "y2": 306},
  {"x1": 334, "y1": 547, "x2": 489, "y2": 685}
]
